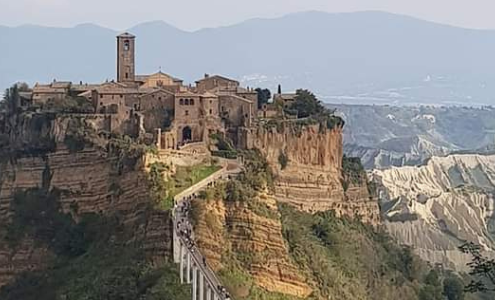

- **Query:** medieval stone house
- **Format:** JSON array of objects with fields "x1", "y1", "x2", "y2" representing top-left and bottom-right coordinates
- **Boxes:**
[{"x1": 27, "y1": 32, "x2": 259, "y2": 150}]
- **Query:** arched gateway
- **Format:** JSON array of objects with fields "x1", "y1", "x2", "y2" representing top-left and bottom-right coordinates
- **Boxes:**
[{"x1": 182, "y1": 126, "x2": 192, "y2": 142}]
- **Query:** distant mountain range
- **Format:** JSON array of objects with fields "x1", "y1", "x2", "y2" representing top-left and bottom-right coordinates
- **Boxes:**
[{"x1": 3, "y1": 11, "x2": 495, "y2": 105}]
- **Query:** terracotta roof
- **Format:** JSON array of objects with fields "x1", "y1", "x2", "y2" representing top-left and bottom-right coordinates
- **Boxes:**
[
  {"x1": 218, "y1": 93, "x2": 253, "y2": 104},
  {"x1": 135, "y1": 75, "x2": 149, "y2": 82},
  {"x1": 175, "y1": 91, "x2": 201, "y2": 97},
  {"x1": 117, "y1": 32, "x2": 135, "y2": 38},
  {"x1": 201, "y1": 92, "x2": 218, "y2": 98},
  {"x1": 136, "y1": 72, "x2": 183, "y2": 83},
  {"x1": 71, "y1": 84, "x2": 101, "y2": 91},
  {"x1": 138, "y1": 88, "x2": 175, "y2": 97},
  {"x1": 51, "y1": 81, "x2": 71, "y2": 88},
  {"x1": 33, "y1": 85, "x2": 66, "y2": 93},
  {"x1": 195, "y1": 75, "x2": 239, "y2": 84},
  {"x1": 95, "y1": 82, "x2": 138, "y2": 94},
  {"x1": 275, "y1": 93, "x2": 297, "y2": 100}
]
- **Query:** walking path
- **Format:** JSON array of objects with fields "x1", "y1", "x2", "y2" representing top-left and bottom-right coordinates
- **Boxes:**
[{"x1": 172, "y1": 157, "x2": 242, "y2": 300}]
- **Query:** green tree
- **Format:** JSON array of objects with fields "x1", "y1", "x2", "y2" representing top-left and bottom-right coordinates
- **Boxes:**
[
  {"x1": 459, "y1": 242, "x2": 495, "y2": 293},
  {"x1": 291, "y1": 89, "x2": 323, "y2": 118},
  {"x1": 443, "y1": 274, "x2": 465, "y2": 300},
  {"x1": 255, "y1": 88, "x2": 271, "y2": 109},
  {"x1": 419, "y1": 270, "x2": 444, "y2": 300}
]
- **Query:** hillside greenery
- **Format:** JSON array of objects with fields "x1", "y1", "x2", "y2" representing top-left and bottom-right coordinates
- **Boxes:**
[
  {"x1": 279, "y1": 205, "x2": 471, "y2": 300},
  {"x1": 0, "y1": 187, "x2": 190, "y2": 300},
  {"x1": 289, "y1": 89, "x2": 344, "y2": 130}
]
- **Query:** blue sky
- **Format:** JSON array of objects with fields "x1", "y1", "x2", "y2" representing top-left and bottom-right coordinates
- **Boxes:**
[{"x1": 1, "y1": 0, "x2": 493, "y2": 30}]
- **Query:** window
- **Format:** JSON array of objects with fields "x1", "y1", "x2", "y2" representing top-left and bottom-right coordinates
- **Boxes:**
[
  {"x1": 120, "y1": 95, "x2": 123, "y2": 98},
  {"x1": 180, "y1": 99, "x2": 184, "y2": 105},
  {"x1": 185, "y1": 110, "x2": 189, "y2": 116},
  {"x1": 125, "y1": 73, "x2": 129, "y2": 79},
  {"x1": 190, "y1": 99, "x2": 194, "y2": 105},
  {"x1": 210, "y1": 100, "x2": 212, "y2": 104},
  {"x1": 185, "y1": 99, "x2": 189, "y2": 105},
  {"x1": 209, "y1": 109, "x2": 212, "y2": 115},
  {"x1": 159, "y1": 97, "x2": 162, "y2": 101},
  {"x1": 124, "y1": 41, "x2": 130, "y2": 51}
]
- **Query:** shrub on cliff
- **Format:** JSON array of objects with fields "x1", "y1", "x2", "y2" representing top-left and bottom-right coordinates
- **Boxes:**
[
  {"x1": 0, "y1": 187, "x2": 191, "y2": 300},
  {"x1": 43, "y1": 96, "x2": 94, "y2": 114},
  {"x1": 279, "y1": 204, "x2": 433, "y2": 299},
  {"x1": 289, "y1": 89, "x2": 344, "y2": 130},
  {"x1": 341, "y1": 156, "x2": 367, "y2": 192},
  {"x1": 278, "y1": 150, "x2": 289, "y2": 170}
]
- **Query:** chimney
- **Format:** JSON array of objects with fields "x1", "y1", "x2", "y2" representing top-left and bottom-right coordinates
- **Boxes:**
[{"x1": 204, "y1": 74, "x2": 209, "y2": 78}]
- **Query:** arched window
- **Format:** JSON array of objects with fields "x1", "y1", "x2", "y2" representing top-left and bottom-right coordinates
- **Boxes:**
[
  {"x1": 185, "y1": 99, "x2": 189, "y2": 105},
  {"x1": 124, "y1": 40, "x2": 130, "y2": 51},
  {"x1": 209, "y1": 109, "x2": 212, "y2": 115},
  {"x1": 190, "y1": 99, "x2": 194, "y2": 105},
  {"x1": 180, "y1": 99, "x2": 184, "y2": 105}
]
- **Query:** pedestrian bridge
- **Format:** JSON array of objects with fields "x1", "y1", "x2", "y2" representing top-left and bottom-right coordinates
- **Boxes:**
[{"x1": 172, "y1": 158, "x2": 241, "y2": 300}]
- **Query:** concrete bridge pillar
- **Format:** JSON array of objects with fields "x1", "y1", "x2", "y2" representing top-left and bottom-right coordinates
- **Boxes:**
[
  {"x1": 199, "y1": 272, "x2": 204, "y2": 300},
  {"x1": 187, "y1": 253, "x2": 192, "y2": 284},
  {"x1": 192, "y1": 266, "x2": 198, "y2": 300},
  {"x1": 179, "y1": 244, "x2": 185, "y2": 284},
  {"x1": 206, "y1": 286, "x2": 211, "y2": 300},
  {"x1": 173, "y1": 228, "x2": 181, "y2": 263}
]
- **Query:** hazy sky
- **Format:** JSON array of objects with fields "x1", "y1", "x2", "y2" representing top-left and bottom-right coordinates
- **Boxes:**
[{"x1": 1, "y1": 0, "x2": 494, "y2": 31}]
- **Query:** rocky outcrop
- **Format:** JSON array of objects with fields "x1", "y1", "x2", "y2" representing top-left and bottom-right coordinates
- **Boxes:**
[
  {"x1": 192, "y1": 193, "x2": 312, "y2": 298},
  {"x1": 373, "y1": 154, "x2": 495, "y2": 270},
  {"x1": 0, "y1": 111, "x2": 173, "y2": 287},
  {"x1": 252, "y1": 121, "x2": 380, "y2": 224},
  {"x1": 0, "y1": 146, "x2": 173, "y2": 287}
]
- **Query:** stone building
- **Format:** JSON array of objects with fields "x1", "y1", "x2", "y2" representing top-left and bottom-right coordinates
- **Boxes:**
[{"x1": 23, "y1": 32, "x2": 259, "y2": 150}]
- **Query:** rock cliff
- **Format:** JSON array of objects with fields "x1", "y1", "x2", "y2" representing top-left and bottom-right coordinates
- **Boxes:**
[
  {"x1": 372, "y1": 154, "x2": 495, "y2": 270},
  {"x1": 192, "y1": 192, "x2": 312, "y2": 298},
  {"x1": 252, "y1": 121, "x2": 380, "y2": 224},
  {"x1": 0, "y1": 113, "x2": 172, "y2": 288}
]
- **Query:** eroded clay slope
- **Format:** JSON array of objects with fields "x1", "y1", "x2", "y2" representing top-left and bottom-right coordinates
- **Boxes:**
[{"x1": 373, "y1": 154, "x2": 495, "y2": 270}]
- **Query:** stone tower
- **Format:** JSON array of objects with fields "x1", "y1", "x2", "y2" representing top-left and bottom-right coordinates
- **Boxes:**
[{"x1": 116, "y1": 32, "x2": 135, "y2": 83}]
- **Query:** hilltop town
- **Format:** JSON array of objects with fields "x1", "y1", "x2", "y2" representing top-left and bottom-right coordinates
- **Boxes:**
[{"x1": 8, "y1": 32, "x2": 299, "y2": 153}]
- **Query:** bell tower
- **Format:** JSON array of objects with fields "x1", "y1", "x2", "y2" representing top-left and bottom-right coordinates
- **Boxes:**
[{"x1": 116, "y1": 32, "x2": 135, "y2": 83}]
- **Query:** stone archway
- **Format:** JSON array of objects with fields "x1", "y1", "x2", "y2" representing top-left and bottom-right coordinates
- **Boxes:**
[{"x1": 182, "y1": 126, "x2": 192, "y2": 142}]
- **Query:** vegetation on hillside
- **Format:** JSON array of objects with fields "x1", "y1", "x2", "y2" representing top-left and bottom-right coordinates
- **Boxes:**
[
  {"x1": 460, "y1": 242, "x2": 495, "y2": 297},
  {"x1": 280, "y1": 205, "x2": 468, "y2": 300},
  {"x1": 0, "y1": 187, "x2": 190, "y2": 300},
  {"x1": 289, "y1": 89, "x2": 344, "y2": 130},
  {"x1": 210, "y1": 133, "x2": 238, "y2": 159}
]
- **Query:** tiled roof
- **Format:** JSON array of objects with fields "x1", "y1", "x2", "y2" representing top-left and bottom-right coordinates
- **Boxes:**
[
  {"x1": 195, "y1": 75, "x2": 239, "y2": 84},
  {"x1": 117, "y1": 32, "x2": 135, "y2": 38},
  {"x1": 201, "y1": 92, "x2": 218, "y2": 98},
  {"x1": 175, "y1": 91, "x2": 201, "y2": 97}
]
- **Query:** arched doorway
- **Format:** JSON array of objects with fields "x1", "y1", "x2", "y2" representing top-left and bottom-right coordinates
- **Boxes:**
[{"x1": 182, "y1": 126, "x2": 192, "y2": 143}]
